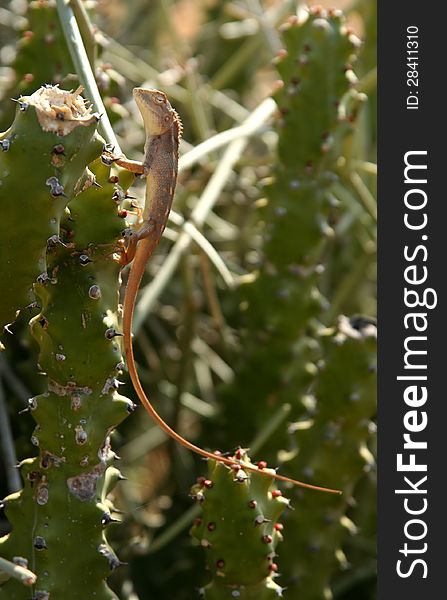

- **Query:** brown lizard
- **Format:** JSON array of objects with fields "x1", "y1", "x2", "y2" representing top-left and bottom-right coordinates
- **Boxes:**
[{"x1": 108, "y1": 87, "x2": 340, "y2": 494}]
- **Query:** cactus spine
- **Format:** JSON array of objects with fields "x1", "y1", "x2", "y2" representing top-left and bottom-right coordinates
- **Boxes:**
[{"x1": 0, "y1": 86, "x2": 132, "y2": 599}]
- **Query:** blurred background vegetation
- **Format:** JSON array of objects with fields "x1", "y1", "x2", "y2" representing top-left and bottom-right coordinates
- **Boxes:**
[{"x1": 0, "y1": 1, "x2": 376, "y2": 598}]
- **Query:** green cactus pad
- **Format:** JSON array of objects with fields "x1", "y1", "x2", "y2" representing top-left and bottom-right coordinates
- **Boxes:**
[
  {"x1": 0, "y1": 85, "x2": 101, "y2": 332},
  {"x1": 191, "y1": 450, "x2": 288, "y2": 598},
  {"x1": 213, "y1": 7, "x2": 363, "y2": 451},
  {"x1": 0, "y1": 87, "x2": 133, "y2": 599},
  {"x1": 280, "y1": 317, "x2": 377, "y2": 599},
  {"x1": 0, "y1": 0, "x2": 75, "y2": 129},
  {"x1": 274, "y1": 7, "x2": 361, "y2": 173}
]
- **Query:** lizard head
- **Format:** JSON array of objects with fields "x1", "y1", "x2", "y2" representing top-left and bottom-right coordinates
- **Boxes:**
[{"x1": 133, "y1": 88, "x2": 177, "y2": 135}]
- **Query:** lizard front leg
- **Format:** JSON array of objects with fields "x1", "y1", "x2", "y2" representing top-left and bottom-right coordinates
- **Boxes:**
[
  {"x1": 101, "y1": 145, "x2": 146, "y2": 175},
  {"x1": 102, "y1": 145, "x2": 151, "y2": 265}
]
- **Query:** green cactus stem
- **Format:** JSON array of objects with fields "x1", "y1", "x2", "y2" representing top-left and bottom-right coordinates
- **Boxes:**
[
  {"x1": 213, "y1": 7, "x2": 363, "y2": 452},
  {"x1": 0, "y1": 85, "x2": 100, "y2": 332},
  {"x1": 279, "y1": 316, "x2": 376, "y2": 599},
  {"x1": 0, "y1": 86, "x2": 133, "y2": 599},
  {"x1": 190, "y1": 449, "x2": 288, "y2": 599},
  {"x1": 204, "y1": 11, "x2": 375, "y2": 599},
  {"x1": 0, "y1": 0, "x2": 76, "y2": 130}
]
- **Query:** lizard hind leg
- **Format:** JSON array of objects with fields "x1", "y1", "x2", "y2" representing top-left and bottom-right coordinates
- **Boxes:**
[{"x1": 119, "y1": 229, "x2": 140, "y2": 265}]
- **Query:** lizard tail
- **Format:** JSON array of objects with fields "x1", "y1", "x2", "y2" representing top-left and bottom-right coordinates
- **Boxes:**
[{"x1": 123, "y1": 253, "x2": 340, "y2": 495}]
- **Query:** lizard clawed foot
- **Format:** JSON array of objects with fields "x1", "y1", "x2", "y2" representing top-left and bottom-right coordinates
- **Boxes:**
[
  {"x1": 101, "y1": 144, "x2": 123, "y2": 167},
  {"x1": 101, "y1": 144, "x2": 146, "y2": 175},
  {"x1": 101, "y1": 144, "x2": 141, "y2": 171},
  {"x1": 119, "y1": 228, "x2": 139, "y2": 266}
]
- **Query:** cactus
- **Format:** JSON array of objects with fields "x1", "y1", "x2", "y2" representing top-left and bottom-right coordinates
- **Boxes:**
[
  {"x1": 0, "y1": 1, "x2": 127, "y2": 132},
  {"x1": 0, "y1": 85, "x2": 133, "y2": 599},
  {"x1": 201, "y1": 9, "x2": 376, "y2": 599},
  {"x1": 339, "y1": 465, "x2": 377, "y2": 598},
  {"x1": 279, "y1": 317, "x2": 376, "y2": 599},
  {"x1": 190, "y1": 450, "x2": 288, "y2": 599},
  {"x1": 0, "y1": 0, "x2": 76, "y2": 130},
  {"x1": 0, "y1": 85, "x2": 99, "y2": 332},
  {"x1": 213, "y1": 6, "x2": 364, "y2": 453}
]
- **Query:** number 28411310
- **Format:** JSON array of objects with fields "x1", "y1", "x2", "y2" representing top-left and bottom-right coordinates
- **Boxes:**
[{"x1": 406, "y1": 25, "x2": 419, "y2": 110}]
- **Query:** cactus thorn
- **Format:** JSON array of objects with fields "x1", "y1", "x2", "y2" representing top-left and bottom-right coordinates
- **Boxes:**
[
  {"x1": 88, "y1": 285, "x2": 101, "y2": 300},
  {"x1": 3, "y1": 322, "x2": 14, "y2": 335},
  {"x1": 46, "y1": 176, "x2": 66, "y2": 197},
  {"x1": 33, "y1": 536, "x2": 47, "y2": 550},
  {"x1": 79, "y1": 254, "x2": 93, "y2": 265},
  {"x1": 52, "y1": 144, "x2": 65, "y2": 154},
  {"x1": 104, "y1": 327, "x2": 122, "y2": 339},
  {"x1": 254, "y1": 515, "x2": 271, "y2": 526},
  {"x1": 11, "y1": 98, "x2": 29, "y2": 111},
  {"x1": 0, "y1": 138, "x2": 12, "y2": 151},
  {"x1": 48, "y1": 234, "x2": 67, "y2": 249},
  {"x1": 234, "y1": 472, "x2": 248, "y2": 483},
  {"x1": 101, "y1": 512, "x2": 120, "y2": 526}
]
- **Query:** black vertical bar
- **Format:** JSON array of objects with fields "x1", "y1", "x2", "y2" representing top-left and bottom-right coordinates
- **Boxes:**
[{"x1": 378, "y1": 1, "x2": 446, "y2": 596}]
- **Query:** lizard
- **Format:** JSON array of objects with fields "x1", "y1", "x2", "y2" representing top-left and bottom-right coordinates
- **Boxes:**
[{"x1": 106, "y1": 87, "x2": 340, "y2": 495}]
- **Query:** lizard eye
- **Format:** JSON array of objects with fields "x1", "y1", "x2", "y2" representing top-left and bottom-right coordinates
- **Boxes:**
[{"x1": 154, "y1": 94, "x2": 165, "y2": 104}]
